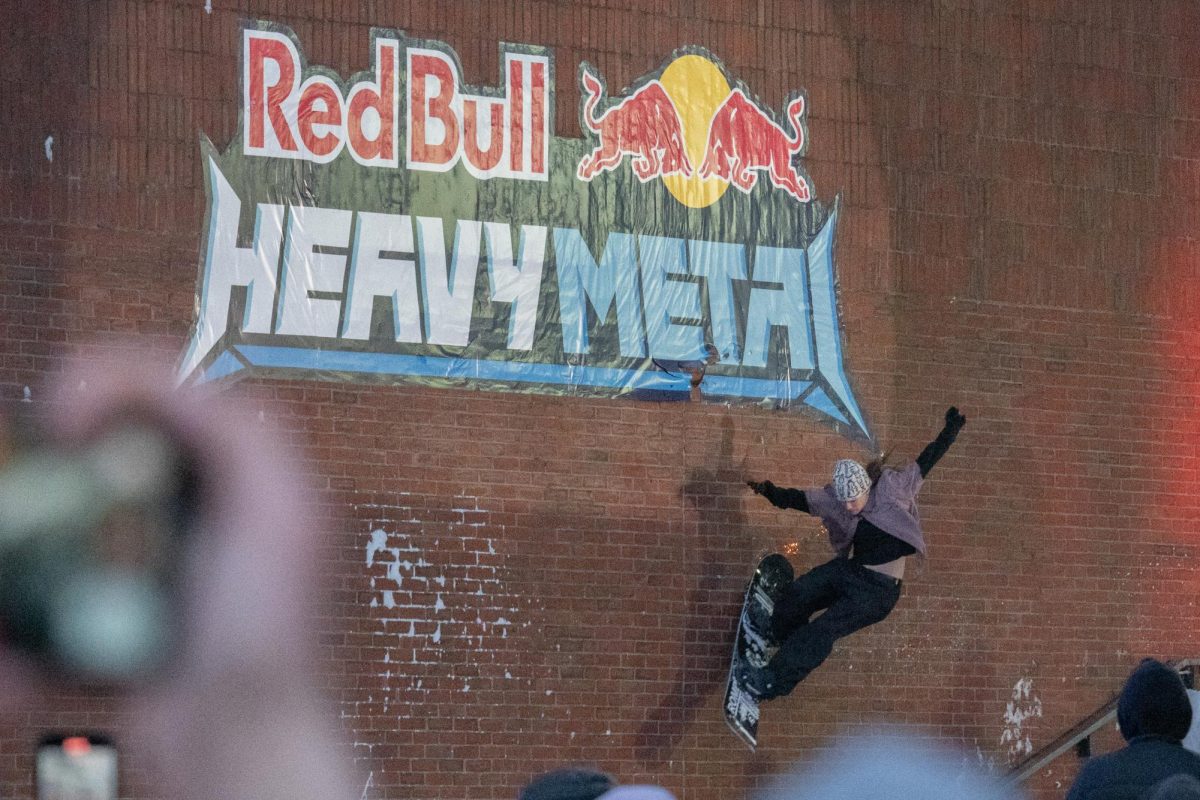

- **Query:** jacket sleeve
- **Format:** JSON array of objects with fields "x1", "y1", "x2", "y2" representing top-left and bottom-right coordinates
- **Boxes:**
[
  {"x1": 757, "y1": 481, "x2": 812, "y2": 513},
  {"x1": 887, "y1": 462, "x2": 925, "y2": 500},
  {"x1": 797, "y1": 488, "x2": 855, "y2": 555},
  {"x1": 802, "y1": 485, "x2": 844, "y2": 520},
  {"x1": 760, "y1": 484, "x2": 852, "y2": 554}
]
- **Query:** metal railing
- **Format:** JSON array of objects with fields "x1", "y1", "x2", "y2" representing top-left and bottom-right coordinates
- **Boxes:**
[{"x1": 1007, "y1": 658, "x2": 1200, "y2": 785}]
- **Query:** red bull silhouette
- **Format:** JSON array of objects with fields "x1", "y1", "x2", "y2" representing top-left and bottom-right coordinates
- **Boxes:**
[
  {"x1": 698, "y1": 89, "x2": 810, "y2": 202},
  {"x1": 577, "y1": 68, "x2": 693, "y2": 182}
]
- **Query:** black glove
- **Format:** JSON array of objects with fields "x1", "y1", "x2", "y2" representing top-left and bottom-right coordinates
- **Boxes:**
[
  {"x1": 746, "y1": 479, "x2": 772, "y2": 495},
  {"x1": 918, "y1": 408, "x2": 966, "y2": 477}
]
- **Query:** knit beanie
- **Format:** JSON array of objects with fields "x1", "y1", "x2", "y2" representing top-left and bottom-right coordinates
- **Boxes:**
[
  {"x1": 519, "y1": 768, "x2": 617, "y2": 800},
  {"x1": 832, "y1": 459, "x2": 870, "y2": 502},
  {"x1": 1117, "y1": 658, "x2": 1193, "y2": 742}
]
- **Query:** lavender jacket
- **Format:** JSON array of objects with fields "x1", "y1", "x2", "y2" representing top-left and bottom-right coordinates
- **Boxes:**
[{"x1": 804, "y1": 462, "x2": 927, "y2": 557}]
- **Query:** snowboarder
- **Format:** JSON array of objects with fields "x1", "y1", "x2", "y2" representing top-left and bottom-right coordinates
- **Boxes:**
[{"x1": 741, "y1": 407, "x2": 967, "y2": 700}]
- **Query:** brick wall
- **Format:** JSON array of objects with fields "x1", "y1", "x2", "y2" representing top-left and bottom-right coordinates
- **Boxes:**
[{"x1": 3, "y1": 1, "x2": 1200, "y2": 798}]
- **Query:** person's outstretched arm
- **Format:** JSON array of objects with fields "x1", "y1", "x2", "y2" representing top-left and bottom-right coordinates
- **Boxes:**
[
  {"x1": 746, "y1": 479, "x2": 810, "y2": 513},
  {"x1": 915, "y1": 406, "x2": 967, "y2": 478}
]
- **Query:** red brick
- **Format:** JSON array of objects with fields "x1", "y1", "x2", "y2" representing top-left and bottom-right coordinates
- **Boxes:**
[{"x1": 4, "y1": 3, "x2": 1200, "y2": 800}]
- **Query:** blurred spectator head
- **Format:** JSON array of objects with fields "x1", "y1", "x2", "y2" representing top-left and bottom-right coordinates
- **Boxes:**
[
  {"x1": 756, "y1": 729, "x2": 1023, "y2": 800},
  {"x1": 1118, "y1": 659, "x2": 1192, "y2": 742},
  {"x1": 598, "y1": 788, "x2": 676, "y2": 800},
  {"x1": 518, "y1": 768, "x2": 676, "y2": 800},
  {"x1": 519, "y1": 767, "x2": 616, "y2": 800}
]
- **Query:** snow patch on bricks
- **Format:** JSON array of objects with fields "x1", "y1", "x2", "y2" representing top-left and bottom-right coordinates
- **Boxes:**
[
  {"x1": 1001, "y1": 676, "x2": 1043, "y2": 761},
  {"x1": 351, "y1": 495, "x2": 524, "y2": 735}
]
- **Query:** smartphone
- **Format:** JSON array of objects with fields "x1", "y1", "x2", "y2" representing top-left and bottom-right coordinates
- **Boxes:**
[{"x1": 35, "y1": 735, "x2": 117, "y2": 800}]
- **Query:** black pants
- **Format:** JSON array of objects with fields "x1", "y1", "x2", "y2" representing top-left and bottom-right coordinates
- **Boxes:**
[{"x1": 762, "y1": 557, "x2": 901, "y2": 699}]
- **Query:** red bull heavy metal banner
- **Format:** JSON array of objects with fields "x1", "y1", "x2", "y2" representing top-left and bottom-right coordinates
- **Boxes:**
[{"x1": 178, "y1": 21, "x2": 871, "y2": 440}]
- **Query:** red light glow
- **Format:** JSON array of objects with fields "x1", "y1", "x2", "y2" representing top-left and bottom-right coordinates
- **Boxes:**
[{"x1": 61, "y1": 737, "x2": 91, "y2": 757}]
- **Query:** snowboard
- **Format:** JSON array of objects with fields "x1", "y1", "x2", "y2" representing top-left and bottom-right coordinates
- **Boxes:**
[{"x1": 723, "y1": 552, "x2": 794, "y2": 750}]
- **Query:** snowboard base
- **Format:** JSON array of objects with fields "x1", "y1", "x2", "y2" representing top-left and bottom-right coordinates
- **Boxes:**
[{"x1": 723, "y1": 553, "x2": 794, "y2": 749}]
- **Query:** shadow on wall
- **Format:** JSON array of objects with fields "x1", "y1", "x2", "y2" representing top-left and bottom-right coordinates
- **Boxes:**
[{"x1": 635, "y1": 413, "x2": 760, "y2": 764}]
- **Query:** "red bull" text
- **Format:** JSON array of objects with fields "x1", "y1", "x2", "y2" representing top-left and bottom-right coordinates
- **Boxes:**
[{"x1": 242, "y1": 28, "x2": 550, "y2": 180}]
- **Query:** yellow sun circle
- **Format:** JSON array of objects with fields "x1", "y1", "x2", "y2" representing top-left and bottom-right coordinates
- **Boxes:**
[{"x1": 658, "y1": 55, "x2": 730, "y2": 209}]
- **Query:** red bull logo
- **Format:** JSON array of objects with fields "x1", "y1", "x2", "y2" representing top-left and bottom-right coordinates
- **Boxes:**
[
  {"x1": 576, "y1": 53, "x2": 812, "y2": 207},
  {"x1": 698, "y1": 90, "x2": 809, "y2": 202},
  {"x1": 577, "y1": 70, "x2": 693, "y2": 182}
]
